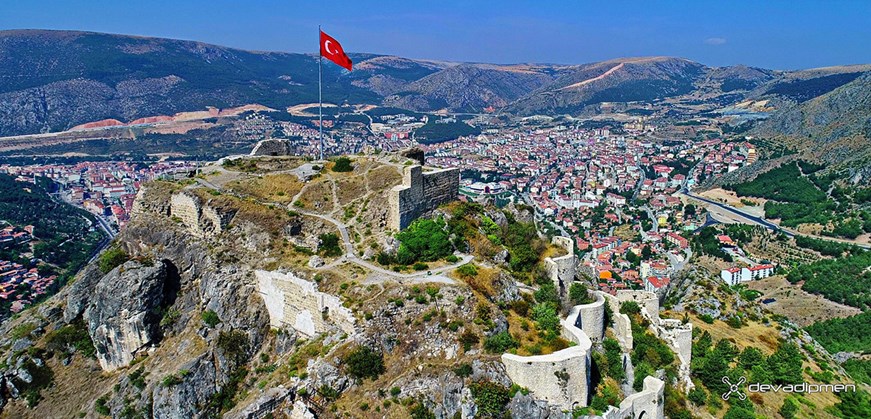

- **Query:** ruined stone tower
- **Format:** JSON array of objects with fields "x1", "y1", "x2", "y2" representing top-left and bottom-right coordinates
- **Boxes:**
[{"x1": 388, "y1": 165, "x2": 460, "y2": 230}]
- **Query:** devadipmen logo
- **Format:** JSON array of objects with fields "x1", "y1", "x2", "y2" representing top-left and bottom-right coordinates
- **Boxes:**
[
  {"x1": 721, "y1": 376, "x2": 746, "y2": 400},
  {"x1": 721, "y1": 375, "x2": 857, "y2": 400}
]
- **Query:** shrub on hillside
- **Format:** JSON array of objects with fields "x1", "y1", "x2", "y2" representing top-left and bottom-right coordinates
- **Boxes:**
[
  {"x1": 98, "y1": 246, "x2": 129, "y2": 273},
  {"x1": 342, "y1": 345, "x2": 385, "y2": 380},
  {"x1": 332, "y1": 157, "x2": 353, "y2": 172}
]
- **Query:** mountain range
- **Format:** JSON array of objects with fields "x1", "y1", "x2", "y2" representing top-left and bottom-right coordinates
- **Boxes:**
[{"x1": 2, "y1": 29, "x2": 871, "y2": 166}]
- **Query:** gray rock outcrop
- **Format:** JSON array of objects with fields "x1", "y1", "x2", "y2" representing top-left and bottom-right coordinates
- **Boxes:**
[
  {"x1": 84, "y1": 260, "x2": 168, "y2": 371},
  {"x1": 63, "y1": 264, "x2": 105, "y2": 322},
  {"x1": 152, "y1": 354, "x2": 218, "y2": 419}
]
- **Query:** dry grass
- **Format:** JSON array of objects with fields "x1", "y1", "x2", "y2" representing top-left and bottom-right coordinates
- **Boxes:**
[
  {"x1": 222, "y1": 156, "x2": 307, "y2": 174},
  {"x1": 542, "y1": 244, "x2": 569, "y2": 259},
  {"x1": 451, "y1": 265, "x2": 500, "y2": 297},
  {"x1": 224, "y1": 174, "x2": 304, "y2": 204},
  {"x1": 613, "y1": 224, "x2": 637, "y2": 242},
  {"x1": 296, "y1": 179, "x2": 334, "y2": 214},
  {"x1": 685, "y1": 313, "x2": 781, "y2": 355},
  {"x1": 1, "y1": 352, "x2": 117, "y2": 418},
  {"x1": 335, "y1": 176, "x2": 368, "y2": 206},
  {"x1": 745, "y1": 276, "x2": 862, "y2": 327},
  {"x1": 367, "y1": 165, "x2": 403, "y2": 191}
]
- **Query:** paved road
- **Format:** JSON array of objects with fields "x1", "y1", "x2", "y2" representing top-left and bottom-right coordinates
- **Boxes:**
[
  {"x1": 631, "y1": 164, "x2": 645, "y2": 201},
  {"x1": 666, "y1": 248, "x2": 692, "y2": 274},
  {"x1": 682, "y1": 189, "x2": 870, "y2": 250},
  {"x1": 642, "y1": 206, "x2": 659, "y2": 233},
  {"x1": 682, "y1": 190, "x2": 793, "y2": 237}
]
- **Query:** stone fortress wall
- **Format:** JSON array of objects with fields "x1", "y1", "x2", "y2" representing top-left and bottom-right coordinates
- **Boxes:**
[
  {"x1": 612, "y1": 290, "x2": 694, "y2": 391},
  {"x1": 545, "y1": 235, "x2": 577, "y2": 294},
  {"x1": 388, "y1": 165, "x2": 460, "y2": 230},
  {"x1": 569, "y1": 292, "x2": 605, "y2": 342},
  {"x1": 601, "y1": 292, "x2": 635, "y2": 352},
  {"x1": 255, "y1": 270, "x2": 356, "y2": 338},
  {"x1": 250, "y1": 138, "x2": 292, "y2": 156},
  {"x1": 602, "y1": 376, "x2": 665, "y2": 419},
  {"x1": 169, "y1": 192, "x2": 237, "y2": 238},
  {"x1": 501, "y1": 304, "x2": 594, "y2": 409},
  {"x1": 502, "y1": 288, "x2": 692, "y2": 417}
]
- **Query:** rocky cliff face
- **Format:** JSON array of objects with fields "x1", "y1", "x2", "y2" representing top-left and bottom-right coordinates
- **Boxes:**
[
  {"x1": 752, "y1": 73, "x2": 871, "y2": 173},
  {"x1": 84, "y1": 260, "x2": 170, "y2": 371}
]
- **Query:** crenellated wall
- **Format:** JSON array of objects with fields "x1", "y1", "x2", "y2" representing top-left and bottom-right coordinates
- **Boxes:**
[
  {"x1": 388, "y1": 165, "x2": 459, "y2": 230},
  {"x1": 255, "y1": 270, "x2": 356, "y2": 338}
]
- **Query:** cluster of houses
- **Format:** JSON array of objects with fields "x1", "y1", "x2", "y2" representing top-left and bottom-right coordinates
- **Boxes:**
[
  {"x1": 0, "y1": 260, "x2": 57, "y2": 313},
  {"x1": 0, "y1": 225, "x2": 33, "y2": 248}
]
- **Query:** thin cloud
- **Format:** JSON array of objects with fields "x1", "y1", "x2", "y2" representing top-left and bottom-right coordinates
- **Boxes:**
[{"x1": 705, "y1": 37, "x2": 727, "y2": 46}]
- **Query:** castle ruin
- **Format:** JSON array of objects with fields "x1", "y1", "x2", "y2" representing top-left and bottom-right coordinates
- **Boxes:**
[
  {"x1": 250, "y1": 138, "x2": 293, "y2": 156},
  {"x1": 255, "y1": 270, "x2": 356, "y2": 338},
  {"x1": 501, "y1": 304, "x2": 594, "y2": 409},
  {"x1": 169, "y1": 192, "x2": 237, "y2": 238},
  {"x1": 501, "y1": 289, "x2": 692, "y2": 417},
  {"x1": 388, "y1": 165, "x2": 460, "y2": 230},
  {"x1": 545, "y1": 235, "x2": 577, "y2": 295}
]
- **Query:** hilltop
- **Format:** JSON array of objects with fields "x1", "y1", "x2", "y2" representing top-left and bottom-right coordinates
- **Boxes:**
[
  {"x1": 3, "y1": 29, "x2": 871, "y2": 146},
  {"x1": 0, "y1": 152, "x2": 867, "y2": 418}
]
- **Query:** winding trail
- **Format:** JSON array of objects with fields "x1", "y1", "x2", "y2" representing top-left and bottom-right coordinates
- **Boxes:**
[{"x1": 196, "y1": 162, "x2": 475, "y2": 284}]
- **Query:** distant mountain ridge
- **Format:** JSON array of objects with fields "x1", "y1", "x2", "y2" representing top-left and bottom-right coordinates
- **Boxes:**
[
  {"x1": 2, "y1": 29, "x2": 871, "y2": 164},
  {"x1": 751, "y1": 72, "x2": 871, "y2": 172}
]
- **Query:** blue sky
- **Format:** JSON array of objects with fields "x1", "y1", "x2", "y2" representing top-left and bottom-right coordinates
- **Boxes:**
[{"x1": 2, "y1": 0, "x2": 870, "y2": 69}]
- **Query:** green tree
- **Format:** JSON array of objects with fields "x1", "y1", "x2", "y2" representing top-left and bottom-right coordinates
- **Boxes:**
[
  {"x1": 568, "y1": 282, "x2": 593, "y2": 305},
  {"x1": 534, "y1": 282, "x2": 559, "y2": 306},
  {"x1": 620, "y1": 301, "x2": 641, "y2": 315},
  {"x1": 831, "y1": 389, "x2": 871, "y2": 418},
  {"x1": 603, "y1": 338, "x2": 625, "y2": 381},
  {"x1": 641, "y1": 245, "x2": 653, "y2": 260},
  {"x1": 484, "y1": 331, "x2": 517, "y2": 353},
  {"x1": 532, "y1": 303, "x2": 560, "y2": 335},
  {"x1": 738, "y1": 347, "x2": 764, "y2": 370},
  {"x1": 723, "y1": 406, "x2": 756, "y2": 419},
  {"x1": 318, "y1": 233, "x2": 342, "y2": 257},
  {"x1": 396, "y1": 218, "x2": 452, "y2": 263},
  {"x1": 688, "y1": 387, "x2": 706, "y2": 406},
  {"x1": 342, "y1": 346, "x2": 385, "y2": 380},
  {"x1": 332, "y1": 157, "x2": 353, "y2": 172},
  {"x1": 469, "y1": 381, "x2": 511, "y2": 417},
  {"x1": 768, "y1": 342, "x2": 803, "y2": 385},
  {"x1": 779, "y1": 397, "x2": 799, "y2": 419}
]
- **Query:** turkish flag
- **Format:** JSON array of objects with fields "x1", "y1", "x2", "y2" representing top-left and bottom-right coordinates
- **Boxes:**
[{"x1": 320, "y1": 30, "x2": 352, "y2": 71}]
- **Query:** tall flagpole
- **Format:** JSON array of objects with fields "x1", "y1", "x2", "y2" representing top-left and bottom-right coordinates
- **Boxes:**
[{"x1": 318, "y1": 25, "x2": 324, "y2": 161}]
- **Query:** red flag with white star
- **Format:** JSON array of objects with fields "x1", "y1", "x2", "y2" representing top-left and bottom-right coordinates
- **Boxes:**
[{"x1": 320, "y1": 30, "x2": 352, "y2": 71}]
